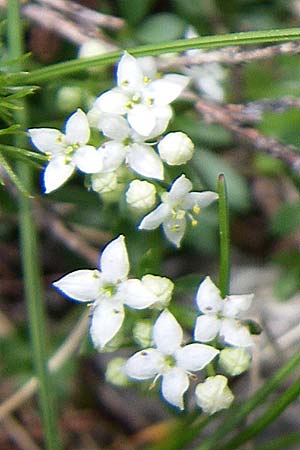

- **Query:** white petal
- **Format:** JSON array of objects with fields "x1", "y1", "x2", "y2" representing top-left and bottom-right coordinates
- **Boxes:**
[
  {"x1": 220, "y1": 318, "x2": 253, "y2": 347},
  {"x1": 94, "y1": 89, "x2": 128, "y2": 115},
  {"x1": 137, "y1": 56, "x2": 157, "y2": 79},
  {"x1": 168, "y1": 175, "x2": 192, "y2": 203},
  {"x1": 161, "y1": 367, "x2": 189, "y2": 410},
  {"x1": 194, "y1": 315, "x2": 221, "y2": 343},
  {"x1": 65, "y1": 109, "x2": 90, "y2": 144},
  {"x1": 195, "y1": 375, "x2": 234, "y2": 415},
  {"x1": 127, "y1": 105, "x2": 156, "y2": 137},
  {"x1": 146, "y1": 74, "x2": 189, "y2": 106},
  {"x1": 98, "y1": 141, "x2": 126, "y2": 172},
  {"x1": 182, "y1": 192, "x2": 219, "y2": 210},
  {"x1": 73, "y1": 145, "x2": 103, "y2": 173},
  {"x1": 139, "y1": 203, "x2": 170, "y2": 230},
  {"x1": 98, "y1": 114, "x2": 130, "y2": 141},
  {"x1": 195, "y1": 276, "x2": 223, "y2": 314},
  {"x1": 223, "y1": 294, "x2": 254, "y2": 318},
  {"x1": 43, "y1": 156, "x2": 74, "y2": 193},
  {"x1": 53, "y1": 269, "x2": 102, "y2": 302},
  {"x1": 153, "y1": 310, "x2": 182, "y2": 355},
  {"x1": 90, "y1": 299, "x2": 124, "y2": 349},
  {"x1": 127, "y1": 144, "x2": 164, "y2": 179},
  {"x1": 176, "y1": 343, "x2": 219, "y2": 371},
  {"x1": 125, "y1": 348, "x2": 164, "y2": 380},
  {"x1": 100, "y1": 235, "x2": 129, "y2": 282},
  {"x1": 28, "y1": 128, "x2": 64, "y2": 155},
  {"x1": 117, "y1": 52, "x2": 144, "y2": 91},
  {"x1": 120, "y1": 279, "x2": 157, "y2": 309},
  {"x1": 162, "y1": 217, "x2": 186, "y2": 248},
  {"x1": 146, "y1": 105, "x2": 172, "y2": 138}
]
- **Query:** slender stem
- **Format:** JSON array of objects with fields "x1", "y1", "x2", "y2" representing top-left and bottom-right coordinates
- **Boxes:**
[
  {"x1": 217, "y1": 174, "x2": 230, "y2": 297},
  {"x1": 6, "y1": 2, "x2": 62, "y2": 449},
  {"x1": 20, "y1": 27, "x2": 300, "y2": 83}
]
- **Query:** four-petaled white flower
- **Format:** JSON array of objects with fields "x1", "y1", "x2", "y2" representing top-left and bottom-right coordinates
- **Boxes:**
[
  {"x1": 29, "y1": 109, "x2": 103, "y2": 193},
  {"x1": 91, "y1": 52, "x2": 189, "y2": 137},
  {"x1": 125, "y1": 309, "x2": 219, "y2": 410},
  {"x1": 139, "y1": 175, "x2": 218, "y2": 247},
  {"x1": 53, "y1": 235, "x2": 160, "y2": 349},
  {"x1": 96, "y1": 114, "x2": 164, "y2": 179},
  {"x1": 194, "y1": 276, "x2": 254, "y2": 348}
]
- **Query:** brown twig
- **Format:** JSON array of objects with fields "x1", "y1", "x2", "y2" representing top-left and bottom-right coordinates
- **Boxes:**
[
  {"x1": 185, "y1": 92, "x2": 300, "y2": 171},
  {"x1": 157, "y1": 41, "x2": 300, "y2": 69},
  {"x1": 2, "y1": 415, "x2": 41, "y2": 450},
  {"x1": 0, "y1": 311, "x2": 89, "y2": 420}
]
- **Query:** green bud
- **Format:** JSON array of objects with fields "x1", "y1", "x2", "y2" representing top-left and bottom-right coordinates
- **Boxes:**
[
  {"x1": 219, "y1": 347, "x2": 251, "y2": 376},
  {"x1": 133, "y1": 319, "x2": 153, "y2": 347},
  {"x1": 105, "y1": 357, "x2": 129, "y2": 387}
]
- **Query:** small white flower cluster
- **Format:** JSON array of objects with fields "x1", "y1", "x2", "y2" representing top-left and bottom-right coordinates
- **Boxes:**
[
  {"x1": 29, "y1": 51, "x2": 258, "y2": 414},
  {"x1": 54, "y1": 235, "x2": 255, "y2": 412},
  {"x1": 28, "y1": 52, "x2": 219, "y2": 248}
]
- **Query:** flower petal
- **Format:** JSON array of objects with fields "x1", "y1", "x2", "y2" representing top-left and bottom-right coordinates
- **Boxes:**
[
  {"x1": 127, "y1": 144, "x2": 164, "y2": 180},
  {"x1": 194, "y1": 315, "x2": 221, "y2": 343},
  {"x1": 139, "y1": 204, "x2": 170, "y2": 230},
  {"x1": 182, "y1": 191, "x2": 218, "y2": 210},
  {"x1": 98, "y1": 141, "x2": 126, "y2": 172},
  {"x1": 162, "y1": 217, "x2": 186, "y2": 248},
  {"x1": 120, "y1": 279, "x2": 157, "y2": 309},
  {"x1": 98, "y1": 114, "x2": 130, "y2": 141},
  {"x1": 94, "y1": 89, "x2": 128, "y2": 115},
  {"x1": 125, "y1": 348, "x2": 164, "y2": 380},
  {"x1": 127, "y1": 105, "x2": 156, "y2": 137},
  {"x1": 153, "y1": 310, "x2": 182, "y2": 355},
  {"x1": 220, "y1": 318, "x2": 253, "y2": 347},
  {"x1": 195, "y1": 276, "x2": 223, "y2": 314},
  {"x1": 161, "y1": 367, "x2": 189, "y2": 410},
  {"x1": 65, "y1": 109, "x2": 90, "y2": 144},
  {"x1": 168, "y1": 175, "x2": 192, "y2": 203},
  {"x1": 73, "y1": 145, "x2": 103, "y2": 173},
  {"x1": 117, "y1": 52, "x2": 144, "y2": 91},
  {"x1": 28, "y1": 128, "x2": 64, "y2": 155},
  {"x1": 175, "y1": 343, "x2": 219, "y2": 371},
  {"x1": 90, "y1": 299, "x2": 124, "y2": 349},
  {"x1": 100, "y1": 235, "x2": 129, "y2": 282},
  {"x1": 195, "y1": 375, "x2": 234, "y2": 415},
  {"x1": 53, "y1": 269, "x2": 102, "y2": 302},
  {"x1": 42, "y1": 156, "x2": 74, "y2": 193},
  {"x1": 146, "y1": 74, "x2": 189, "y2": 106},
  {"x1": 223, "y1": 294, "x2": 254, "y2": 318},
  {"x1": 146, "y1": 105, "x2": 172, "y2": 138}
]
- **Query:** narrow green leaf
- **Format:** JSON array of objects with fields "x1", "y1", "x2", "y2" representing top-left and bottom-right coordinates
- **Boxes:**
[
  {"x1": 254, "y1": 433, "x2": 300, "y2": 450},
  {"x1": 0, "y1": 151, "x2": 31, "y2": 197},
  {"x1": 17, "y1": 27, "x2": 300, "y2": 84},
  {"x1": 217, "y1": 174, "x2": 230, "y2": 297}
]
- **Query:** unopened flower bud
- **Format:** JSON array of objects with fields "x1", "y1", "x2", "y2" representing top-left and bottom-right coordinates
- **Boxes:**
[
  {"x1": 195, "y1": 375, "x2": 234, "y2": 415},
  {"x1": 91, "y1": 172, "x2": 117, "y2": 194},
  {"x1": 78, "y1": 39, "x2": 109, "y2": 59},
  {"x1": 56, "y1": 86, "x2": 82, "y2": 113},
  {"x1": 133, "y1": 319, "x2": 153, "y2": 347},
  {"x1": 126, "y1": 180, "x2": 156, "y2": 210},
  {"x1": 142, "y1": 274, "x2": 174, "y2": 309},
  {"x1": 158, "y1": 132, "x2": 194, "y2": 165},
  {"x1": 219, "y1": 348, "x2": 251, "y2": 376},
  {"x1": 105, "y1": 357, "x2": 129, "y2": 386}
]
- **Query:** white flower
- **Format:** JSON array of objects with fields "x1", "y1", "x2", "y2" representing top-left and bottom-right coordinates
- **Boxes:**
[
  {"x1": 194, "y1": 276, "x2": 254, "y2": 348},
  {"x1": 92, "y1": 52, "x2": 189, "y2": 137},
  {"x1": 29, "y1": 109, "x2": 103, "y2": 193},
  {"x1": 96, "y1": 114, "x2": 164, "y2": 180},
  {"x1": 125, "y1": 310, "x2": 219, "y2": 410},
  {"x1": 219, "y1": 347, "x2": 251, "y2": 376},
  {"x1": 53, "y1": 235, "x2": 159, "y2": 349},
  {"x1": 195, "y1": 375, "x2": 234, "y2": 415},
  {"x1": 139, "y1": 174, "x2": 218, "y2": 247},
  {"x1": 126, "y1": 180, "x2": 156, "y2": 210},
  {"x1": 158, "y1": 132, "x2": 194, "y2": 165}
]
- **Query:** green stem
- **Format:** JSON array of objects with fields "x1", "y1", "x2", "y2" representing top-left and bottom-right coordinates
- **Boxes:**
[
  {"x1": 217, "y1": 174, "x2": 230, "y2": 297},
  {"x1": 19, "y1": 27, "x2": 300, "y2": 83},
  {"x1": 6, "y1": 2, "x2": 62, "y2": 449}
]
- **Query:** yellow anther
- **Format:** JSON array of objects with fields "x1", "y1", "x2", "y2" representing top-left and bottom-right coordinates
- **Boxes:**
[
  {"x1": 191, "y1": 219, "x2": 198, "y2": 227},
  {"x1": 147, "y1": 97, "x2": 154, "y2": 106},
  {"x1": 143, "y1": 76, "x2": 151, "y2": 84},
  {"x1": 193, "y1": 205, "x2": 201, "y2": 215},
  {"x1": 171, "y1": 224, "x2": 181, "y2": 232},
  {"x1": 121, "y1": 80, "x2": 129, "y2": 86},
  {"x1": 125, "y1": 101, "x2": 133, "y2": 109}
]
